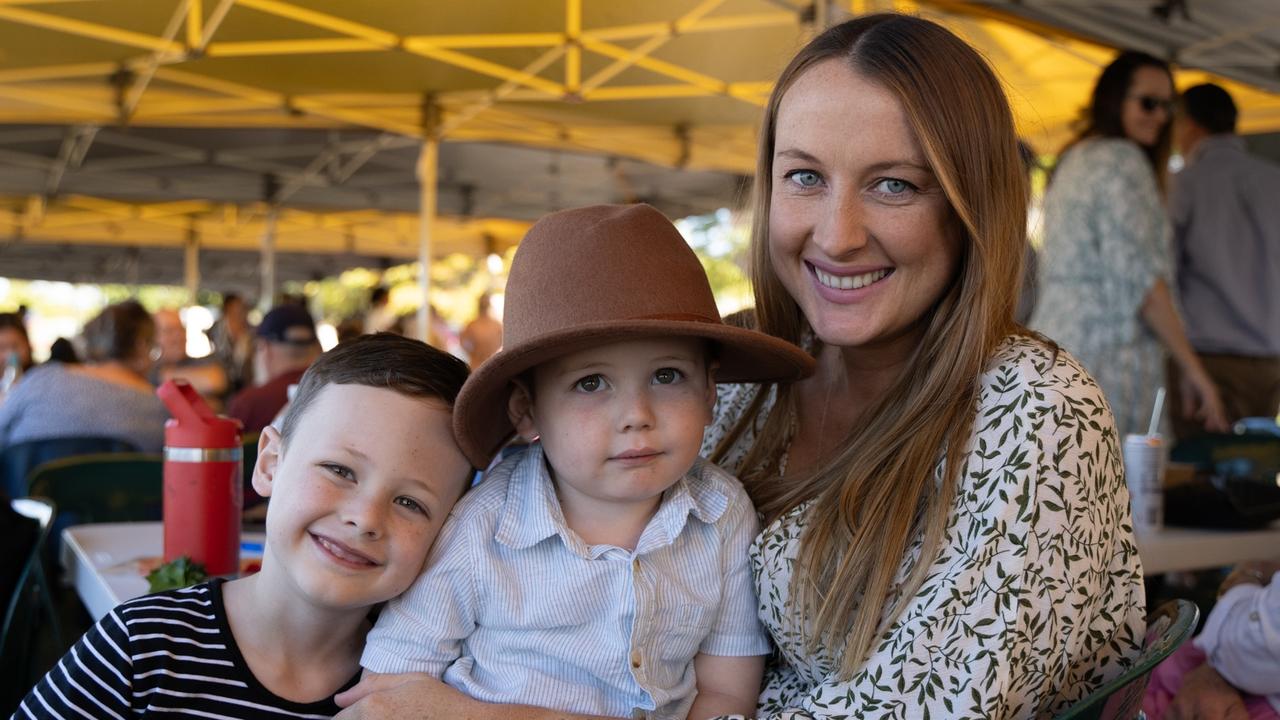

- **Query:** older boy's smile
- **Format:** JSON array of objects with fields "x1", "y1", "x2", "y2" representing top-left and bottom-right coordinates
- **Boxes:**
[{"x1": 309, "y1": 531, "x2": 379, "y2": 569}]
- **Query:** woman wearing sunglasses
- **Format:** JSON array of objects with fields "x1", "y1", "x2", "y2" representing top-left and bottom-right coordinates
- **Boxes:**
[{"x1": 1032, "y1": 51, "x2": 1228, "y2": 437}]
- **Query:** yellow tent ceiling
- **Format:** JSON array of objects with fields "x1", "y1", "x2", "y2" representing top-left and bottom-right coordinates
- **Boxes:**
[
  {"x1": 1, "y1": 0, "x2": 1278, "y2": 270},
  {"x1": 3, "y1": 0, "x2": 1276, "y2": 169}
]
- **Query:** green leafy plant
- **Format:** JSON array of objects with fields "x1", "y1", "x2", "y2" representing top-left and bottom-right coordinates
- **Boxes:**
[{"x1": 146, "y1": 556, "x2": 208, "y2": 593}]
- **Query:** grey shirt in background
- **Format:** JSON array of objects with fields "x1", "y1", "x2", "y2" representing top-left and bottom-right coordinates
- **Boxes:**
[
  {"x1": 0, "y1": 362, "x2": 169, "y2": 451},
  {"x1": 1170, "y1": 134, "x2": 1280, "y2": 357}
]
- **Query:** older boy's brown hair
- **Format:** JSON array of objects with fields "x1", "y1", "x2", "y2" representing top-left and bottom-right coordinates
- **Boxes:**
[{"x1": 280, "y1": 332, "x2": 469, "y2": 447}]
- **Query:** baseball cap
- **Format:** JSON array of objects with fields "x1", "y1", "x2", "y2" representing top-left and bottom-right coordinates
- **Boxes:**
[{"x1": 256, "y1": 304, "x2": 318, "y2": 345}]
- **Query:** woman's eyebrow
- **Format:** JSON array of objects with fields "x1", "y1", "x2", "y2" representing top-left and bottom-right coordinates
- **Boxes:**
[
  {"x1": 775, "y1": 148, "x2": 820, "y2": 163},
  {"x1": 864, "y1": 160, "x2": 932, "y2": 174}
]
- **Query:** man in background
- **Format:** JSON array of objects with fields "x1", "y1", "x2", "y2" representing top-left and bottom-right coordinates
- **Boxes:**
[
  {"x1": 459, "y1": 294, "x2": 502, "y2": 367},
  {"x1": 226, "y1": 304, "x2": 321, "y2": 434},
  {"x1": 207, "y1": 293, "x2": 255, "y2": 394},
  {"x1": 364, "y1": 286, "x2": 397, "y2": 334},
  {"x1": 1169, "y1": 83, "x2": 1280, "y2": 439},
  {"x1": 153, "y1": 308, "x2": 228, "y2": 405}
]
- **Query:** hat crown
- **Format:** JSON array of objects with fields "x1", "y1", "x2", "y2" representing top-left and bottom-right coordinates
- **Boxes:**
[{"x1": 503, "y1": 204, "x2": 720, "y2": 348}]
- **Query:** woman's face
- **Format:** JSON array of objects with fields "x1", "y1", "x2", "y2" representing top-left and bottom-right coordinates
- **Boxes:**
[
  {"x1": 1121, "y1": 65, "x2": 1174, "y2": 148},
  {"x1": 769, "y1": 60, "x2": 960, "y2": 353}
]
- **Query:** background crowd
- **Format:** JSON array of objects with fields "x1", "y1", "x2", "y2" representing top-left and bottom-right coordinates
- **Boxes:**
[{"x1": 2, "y1": 10, "x2": 1279, "y2": 720}]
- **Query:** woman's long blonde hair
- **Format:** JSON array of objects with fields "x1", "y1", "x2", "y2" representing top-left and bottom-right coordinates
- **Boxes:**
[{"x1": 713, "y1": 14, "x2": 1028, "y2": 679}]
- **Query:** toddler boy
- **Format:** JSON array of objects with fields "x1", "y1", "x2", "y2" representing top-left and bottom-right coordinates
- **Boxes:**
[
  {"x1": 359, "y1": 204, "x2": 813, "y2": 720},
  {"x1": 17, "y1": 333, "x2": 474, "y2": 718}
]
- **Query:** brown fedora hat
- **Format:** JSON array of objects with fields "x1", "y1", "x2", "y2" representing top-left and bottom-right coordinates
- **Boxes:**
[{"x1": 452, "y1": 203, "x2": 815, "y2": 468}]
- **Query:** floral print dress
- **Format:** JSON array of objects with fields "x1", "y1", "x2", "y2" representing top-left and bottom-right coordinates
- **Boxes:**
[
  {"x1": 702, "y1": 335, "x2": 1145, "y2": 719},
  {"x1": 1030, "y1": 137, "x2": 1172, "y2": 438}
]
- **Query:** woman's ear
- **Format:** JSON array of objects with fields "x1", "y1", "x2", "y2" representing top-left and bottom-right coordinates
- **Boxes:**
[
  {"x1": 506, "y1": 381, "x2": 540, "y2": 442},
  {"x1": 252, "y1": 426, "x2": 283, "y2": 498}
]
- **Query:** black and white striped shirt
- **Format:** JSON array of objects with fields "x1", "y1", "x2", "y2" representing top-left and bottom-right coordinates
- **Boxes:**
[{"x1": 15, "y1": 579, "x2": 358, "y2": 719}]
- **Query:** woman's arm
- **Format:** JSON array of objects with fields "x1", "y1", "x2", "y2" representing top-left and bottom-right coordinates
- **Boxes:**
[
  {"x1": 1092, "y1": 141, "x2": 1228, "y2": 432},
  {"x1": 334, "y1": 673, "x2": 619, "y2": 720},
  {"x1": 1139, "y1": 278, "x2": 1229, "y2": 432}
]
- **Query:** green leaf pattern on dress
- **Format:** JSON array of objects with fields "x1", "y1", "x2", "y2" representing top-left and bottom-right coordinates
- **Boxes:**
[{"x1": 701, "y1": 335, "x2": 1145, "y2": 719}]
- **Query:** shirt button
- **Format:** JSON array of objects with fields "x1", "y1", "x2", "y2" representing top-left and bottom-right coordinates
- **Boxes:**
[
  {"x1": 632, "y1": 557, "x2": 640, "y2": 572},
  {"x1": 630, "y1": 649, "x2": 642, "y2": 668}
]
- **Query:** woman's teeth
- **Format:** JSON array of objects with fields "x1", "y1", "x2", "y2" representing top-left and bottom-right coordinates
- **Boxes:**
[{"x1": 814, "y1": 267, "x2": 890, "y2": 290}]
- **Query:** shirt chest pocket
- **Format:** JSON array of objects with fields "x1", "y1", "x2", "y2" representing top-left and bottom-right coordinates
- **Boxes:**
[{"x1": 652, "y1": 602, "x2": 716, "y2": 664}]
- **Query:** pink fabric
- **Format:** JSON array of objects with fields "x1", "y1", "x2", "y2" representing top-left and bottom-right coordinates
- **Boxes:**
[{"x1": 1144, "y1": 643, "x2": 1280, "y2": 720}]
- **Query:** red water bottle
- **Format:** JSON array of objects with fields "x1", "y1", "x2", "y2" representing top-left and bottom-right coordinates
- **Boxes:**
[{"x1": 157, "y1": 380, "x2": 243, "y2": 576}]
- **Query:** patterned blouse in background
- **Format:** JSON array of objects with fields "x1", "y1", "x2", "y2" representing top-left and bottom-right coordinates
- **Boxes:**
[
  {"x1": 1030, "y1": 137, "x2": 1172, "y2": 438},
  {"x1": 702, "y1": 334, "x2": 1146, "y2": 720}
]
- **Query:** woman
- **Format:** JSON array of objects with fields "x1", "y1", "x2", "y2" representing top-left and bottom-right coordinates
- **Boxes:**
[
  {"x1": 0, "y1": 312, "x2": 34, "y2": 374},
  {"x1": 1031, "y1": 51, "x2": 1227, "y2": 438},
  {"x1": 0, "y1": 300, "x2": 169, "y2": 452},
  {"x1": 336, "y1": 15, "x2": 1144, "y2": 719}
]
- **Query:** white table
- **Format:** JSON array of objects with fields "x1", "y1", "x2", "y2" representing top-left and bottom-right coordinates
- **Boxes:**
[
  {"x1": 1136, "y1": 521, "x2": 1280, "y2": 574},
  {"x1": 61, "y1": 522, "x2": 265, "y2": 621}
]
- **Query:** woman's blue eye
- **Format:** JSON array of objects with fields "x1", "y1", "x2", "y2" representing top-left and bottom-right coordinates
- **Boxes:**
[
  {"x1": 395, "y1": 496, "x2": 428, "y2": 517},
  {"x1": 875, "y1": 178, "x2": 914, "y2": 195},
  {"x1": 653, "y1": 368, "x2": 684, "y2": 385},
  {"x1": 574, "y1": 374, "x2": 604, "y2": 392},
  {"x1": 786, "y1": 170, "x2": 822, "y2": 188}
]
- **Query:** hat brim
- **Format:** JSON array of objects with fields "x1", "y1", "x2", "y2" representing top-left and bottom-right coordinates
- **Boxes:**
[{"x1": 452, "y1": 319, "x2": 815, "y2": 468}]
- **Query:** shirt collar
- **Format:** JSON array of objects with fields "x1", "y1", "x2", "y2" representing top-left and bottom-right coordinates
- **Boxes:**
[
  {"x1": 493, "y1": 444, "x2": 565, "y2": 551},
  {"x1": 1188, "y1": 133, "x2": 1245, "y2": 165},
  {"x1": 636, "y1": 458, "x2": 730, "y2": 554},
  {"x1": 492, "y1": 444, "x2": 732, "y2": 556}
]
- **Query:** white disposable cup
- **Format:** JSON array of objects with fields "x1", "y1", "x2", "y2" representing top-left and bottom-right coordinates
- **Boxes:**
[{"x1": 1123, "y1": 433, "x2": 1165, "y2": 531}]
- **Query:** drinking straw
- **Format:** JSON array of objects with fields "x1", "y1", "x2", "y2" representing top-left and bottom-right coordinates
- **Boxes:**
[{"x1": 1147, "y1": 387, "x2": 1166, "y2": 437}]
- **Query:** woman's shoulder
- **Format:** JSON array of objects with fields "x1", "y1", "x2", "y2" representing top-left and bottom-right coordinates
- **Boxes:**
[
  {"x1": 12, "y1": 361, "x2": 66, "y2": 385},
  {"x1": 983, "y1": 333, "x2": 1105, "y2": 402},
  {"x1": 1062, "y1": 137, "x2": 1148, "y2": 175},
  {"x1": 702, "y1": 381, "x2": 773, "y2": 466}
]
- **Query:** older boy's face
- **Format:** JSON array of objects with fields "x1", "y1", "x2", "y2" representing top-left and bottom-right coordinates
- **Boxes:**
[
  {"x1": 253, "y1": 384, "x2": 472, "y2": 611},
  {"x1": 518, "y1": 337, "x2": 714, "y2": 514}
]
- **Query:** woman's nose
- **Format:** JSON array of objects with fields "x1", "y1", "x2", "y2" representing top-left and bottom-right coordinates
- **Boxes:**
[{"x1": 812, "y1": 190, "x2": 868, "y2": 257}]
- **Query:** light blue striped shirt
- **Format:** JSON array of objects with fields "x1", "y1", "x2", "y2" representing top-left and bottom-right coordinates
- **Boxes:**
[{"x1": 363, "y1": 443, "x2": 769, "y2": 720}]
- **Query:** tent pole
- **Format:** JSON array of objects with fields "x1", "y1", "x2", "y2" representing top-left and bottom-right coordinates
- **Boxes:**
[
  {"x1": 184, "y1": 219, "x2": 200, "y2": 305},
  {"x1": 416, "y1": 138, "x2": 438, "y2": 344},
  {"x1": 260, "y1": 207, "x2": 277, "y2": 310}
]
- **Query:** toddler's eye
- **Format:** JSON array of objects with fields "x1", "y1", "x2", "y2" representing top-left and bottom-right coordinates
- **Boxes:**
[
  {"x1": 574, "y1": 374, "x2": 605, "y2": 393},
  {"x1": 395, "y1": 496, "x2": 429, "y2": 517},
  {"x1": 653, "y1": 368, "x2": 684, "y2": 385}
]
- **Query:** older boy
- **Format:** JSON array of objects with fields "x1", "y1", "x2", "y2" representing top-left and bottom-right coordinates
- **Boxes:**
[
  {"x1": 354, "y1": 205, "x2": 813, "y2": 720},
  {"x1": 16, "y1": 334, "x2": 473, "y2": 718}
]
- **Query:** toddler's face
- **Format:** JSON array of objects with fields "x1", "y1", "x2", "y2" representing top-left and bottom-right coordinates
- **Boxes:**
[
  {"x1": 253, "y1": 384, "x2": 472, "y2": 611},
  {"x1": 515, "y1": 337, "x2": 715, "y2": 512}
]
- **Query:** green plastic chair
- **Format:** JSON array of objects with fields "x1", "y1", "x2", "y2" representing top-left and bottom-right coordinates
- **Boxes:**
[
  {"x1": 1, "y1": 496, "x2": 61, "y2": 706},
  {"x1": 1054, "y1": 599, "x2": 1200, "y2": 720},
  {"x1": 27, "y1": 452, "x2": 164, "y2": 525},
  {"x1": 27, "y1": 453, "x2": 164, "y2": 564}
]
